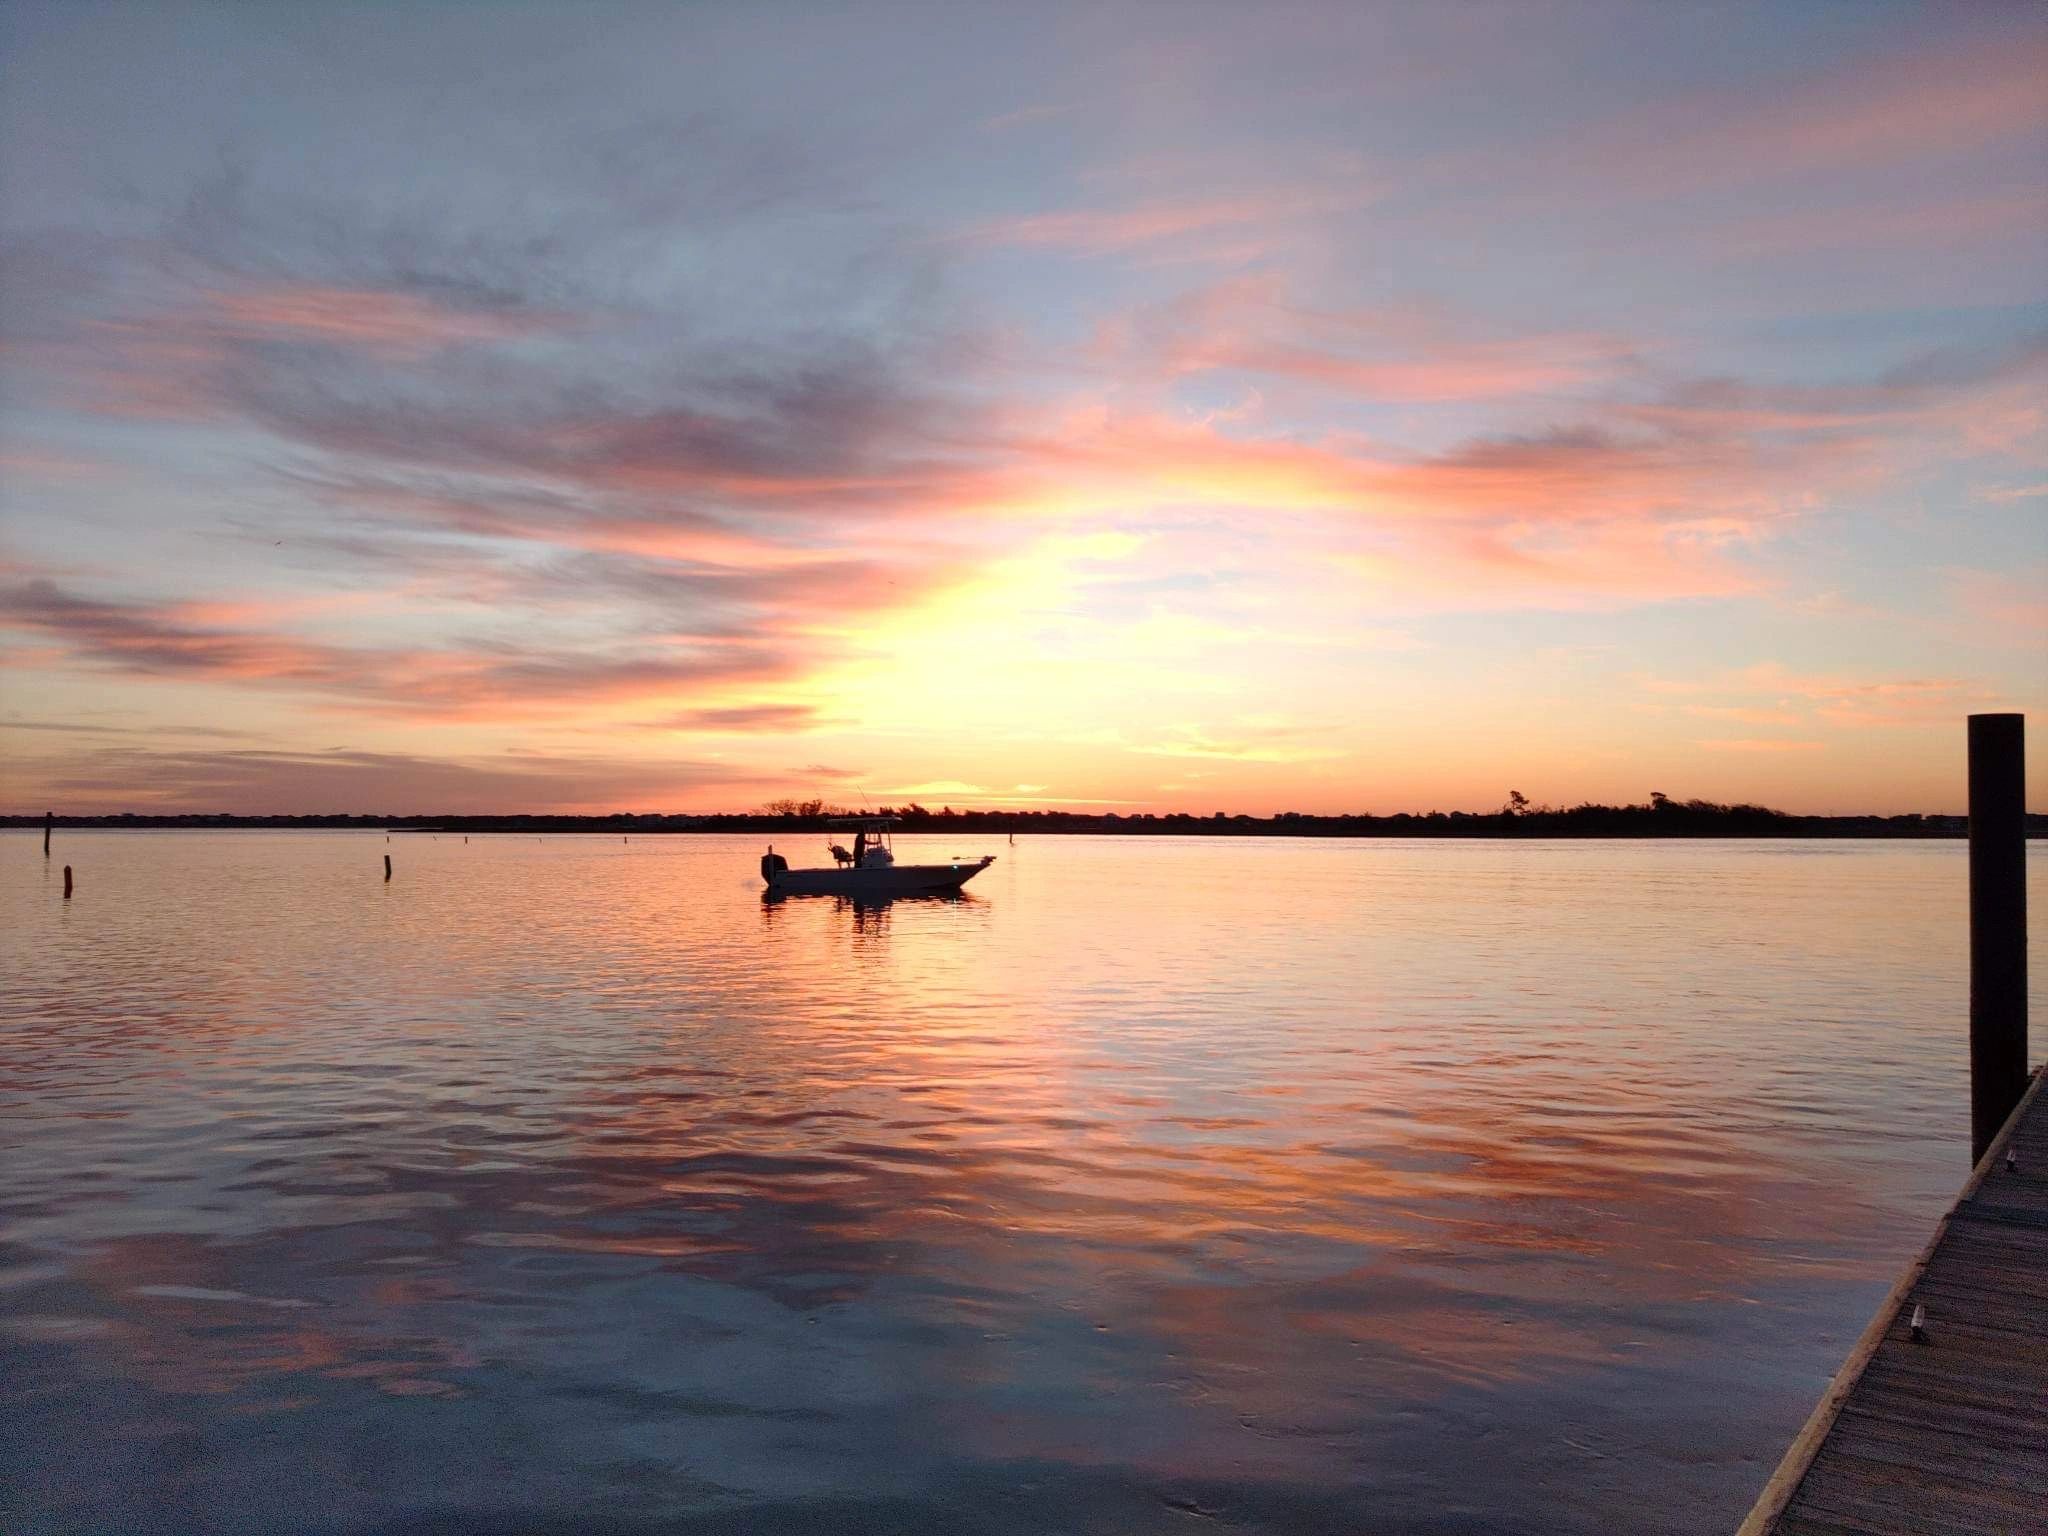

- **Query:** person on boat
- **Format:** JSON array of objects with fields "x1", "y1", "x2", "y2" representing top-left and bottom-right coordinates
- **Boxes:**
[{"x1": 853, "y1": 830, "x2": 867, "y2": 868}]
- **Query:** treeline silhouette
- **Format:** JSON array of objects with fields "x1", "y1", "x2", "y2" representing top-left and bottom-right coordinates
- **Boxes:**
[{"x1": 13, "y1": 793, "x2": 2039, "y2": 838}]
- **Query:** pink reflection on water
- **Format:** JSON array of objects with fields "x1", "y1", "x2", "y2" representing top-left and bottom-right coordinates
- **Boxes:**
[{"x1": 2, "y1": 832, "x2": 2040, "y2": 1531}]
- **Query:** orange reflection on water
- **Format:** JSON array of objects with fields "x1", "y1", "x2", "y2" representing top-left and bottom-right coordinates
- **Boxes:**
[{"x1": 3, "y1": 831, "x2": 2038, "y2": 1532}]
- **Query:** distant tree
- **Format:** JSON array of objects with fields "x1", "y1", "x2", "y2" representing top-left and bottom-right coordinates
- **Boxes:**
[{"x1": 1504, "y1": 789, "x2": 1530, "y2": 816}]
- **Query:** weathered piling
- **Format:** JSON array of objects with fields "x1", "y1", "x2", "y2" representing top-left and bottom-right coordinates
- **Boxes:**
[
  {"x1": 384, "y1": 854, "x2": 392, "y2": 882},
  {"x1": 1968, "y1": 712, "x2": 2027, "y2": 1164},
  {"x1": 44, "y1": 810, "x2": 52, "y2": 857},
  {"x1": 62, "y1": 864, "x2": 72, "y2": 899},
  {"x1": 1743, "y1": 714, "x2": 2042, "y2": 1534}
]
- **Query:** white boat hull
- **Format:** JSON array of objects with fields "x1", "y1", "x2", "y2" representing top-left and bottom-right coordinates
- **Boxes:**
[{"x1": 765, "y1": 857, "x2": 995, "y2": 898}]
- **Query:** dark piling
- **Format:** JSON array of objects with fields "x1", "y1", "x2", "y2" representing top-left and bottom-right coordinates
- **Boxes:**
[
  {"x1": 62, "y1": 864, "x2": 72, "y2": 899},
  {"x1": 384, "y1": 854, "x2": 392, "y2": 882},
  {"x1": 1968, "y1": 712, "x2": 2028, "y2": 1164}
]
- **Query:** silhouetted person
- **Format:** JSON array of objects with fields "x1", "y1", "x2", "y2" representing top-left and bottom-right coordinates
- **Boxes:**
[{"x1": 853, "y1": 830, "x2": 867, "y2": 868}]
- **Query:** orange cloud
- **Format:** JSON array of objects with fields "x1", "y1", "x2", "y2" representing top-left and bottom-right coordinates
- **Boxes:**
[
  {"x1": 955, "y1": 398, "x2": 1839, "y2": 615},
  {"x1": 166, "y1": 590, "x2": 393, "y2": 627},
  {"x1": 1129, "y1": 725, "x2": 1342, "y2": 764},
  {"x1": 650, "y1": 703, "x2": 821, "y2": 733},
  {"x1": 1636, "y1": 663, "x2": 2021, "y2": 734},
  {"x1": 1697, "y1": 738, "x2": 1825, "y2": 754},
  {"x1": 1681, "y1": 704, "x2": 1804, "y2": 727}
]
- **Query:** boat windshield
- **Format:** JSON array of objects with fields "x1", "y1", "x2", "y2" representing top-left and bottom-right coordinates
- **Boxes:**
[{"x1": 826, "y1": 816, "x2": 897, "y2": 865}]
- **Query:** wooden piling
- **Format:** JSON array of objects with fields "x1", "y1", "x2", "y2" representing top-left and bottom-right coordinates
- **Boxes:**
[
  {"x1": 384, "y1": 854, "x2": 392, "y2": 882},
  {"x1": 44, "y1": 810, "x2": 52, "y2": 858},
  {"x1": 1968, "y1": 712, "x2": 2027, "y2": 1164},
  {"x1": 1744, "y1": 713, "x2": 2039, "y2": 1534},
  {"x1": 62, "y1": 864, "x2": 72, "y2": 899}
]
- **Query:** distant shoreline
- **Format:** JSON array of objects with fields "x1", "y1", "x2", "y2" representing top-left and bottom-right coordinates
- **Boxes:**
[{"x1": 8, "y1": 807, "x2": 2044, "y2": 839}]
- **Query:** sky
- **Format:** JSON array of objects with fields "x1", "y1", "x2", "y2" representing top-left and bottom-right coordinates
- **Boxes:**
[{"x1": 1, "y1": 1, "x2": 2044, "y2": 816}]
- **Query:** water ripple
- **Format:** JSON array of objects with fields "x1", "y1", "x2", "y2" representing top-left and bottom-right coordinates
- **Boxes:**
[{"x1": 3, "y1": 831, "x2": 2041, "y2": 1534}]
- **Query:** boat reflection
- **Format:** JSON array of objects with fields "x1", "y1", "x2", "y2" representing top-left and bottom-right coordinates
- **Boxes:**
[
  {"x1": 761, "y1": 887, "x2": 983, "y2": 951},
  {"x1": 760, "y1": 888, "x2": 979, "y2": 909},
  {"x1": 760, "y1": 888, "x2": 980, "y2": 920}
]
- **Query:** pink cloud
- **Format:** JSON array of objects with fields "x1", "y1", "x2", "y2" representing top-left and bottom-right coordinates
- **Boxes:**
[
  {"x1": 48, "y1": 280, "x2": 563, "y2": 420},
  {"x1": 1977, "y1": 483, "x2": 2048, "y2": 504},
  {"x1": 1715, "y1": 188, "x2": 2048, "y2": 261},
  {"x1": 0, "y1": 449, "x2": 115, "y2": 481},
  {"x1": 1670, "y1": 31, "x2": 2047, "y2": 183},
  {"x1": 1945, "y1": 568, "x2": 2048, "y2": 637},
  {"x1": 1490, "y1": 27, "x2": 2048, "y2": 197},
  {"x1": 3, "y1": 742, "x2": 762, "y2": 816},
  {"x1": 960, "y1": 180, "x2": 1380, "y2": 257},
  {"x1": 206, "y1": 284, "x2": 556, "y2": 355},
  {"x1": 0, "y1": 575, "x2": 799, "y2": 724},
  {"x1": 1347, "y1": 517, "x2": 1758, "y2": 613},
  {"x1": 1091, "y1": 276, "x2": 1636, "y2": 404}
]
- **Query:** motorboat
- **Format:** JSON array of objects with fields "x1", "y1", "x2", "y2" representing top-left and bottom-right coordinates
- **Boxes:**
[{"x1": 761, "y1": 816, "x2": 995, "y2": 897}]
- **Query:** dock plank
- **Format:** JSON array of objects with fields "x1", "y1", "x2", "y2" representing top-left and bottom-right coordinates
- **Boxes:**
[{"x1": 1741, "y1": 1067, "x2": 2048, "y2": 1535}]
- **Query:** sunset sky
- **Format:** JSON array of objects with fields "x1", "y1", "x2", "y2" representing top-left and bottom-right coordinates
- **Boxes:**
[{"x1": 2, "y1": 1, "x2": 2043, "y2": 815}]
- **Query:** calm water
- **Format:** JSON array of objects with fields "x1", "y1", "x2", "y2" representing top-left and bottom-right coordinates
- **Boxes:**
[{"x1": 3, "y1": 832, "x2": 2042, "y2": 1534}]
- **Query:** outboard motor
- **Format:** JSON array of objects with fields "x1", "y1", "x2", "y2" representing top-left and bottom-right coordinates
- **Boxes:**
[{"x1": 760, "y1": 848, "x2": 789, "y2": 883}]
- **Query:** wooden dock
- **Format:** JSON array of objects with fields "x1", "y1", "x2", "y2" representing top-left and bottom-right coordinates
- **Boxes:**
[{"x1": 1741, "y1": 1065, "x2": 2048, "y2": 1535}]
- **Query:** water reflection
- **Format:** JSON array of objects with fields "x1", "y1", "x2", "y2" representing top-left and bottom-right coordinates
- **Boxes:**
[
  {"x1": 761, "y1": 889, "x2": 989, "y2": 963},
  {"x1": 2, "y1": 832, "x2": 2039, "y2": 1534},
  {"x1": 760, "y1": 888, "x2": 978, "y2": 913}
]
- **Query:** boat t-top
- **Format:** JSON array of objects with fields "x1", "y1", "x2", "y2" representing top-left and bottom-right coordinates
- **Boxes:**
[{"x1": 760, "y1": 816, "x2": 995, "y2": 897}]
